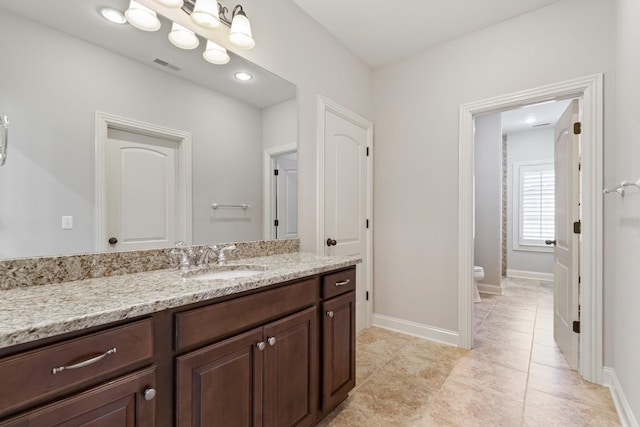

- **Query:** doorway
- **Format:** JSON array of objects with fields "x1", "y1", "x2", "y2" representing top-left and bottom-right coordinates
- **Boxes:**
[
  {"x1": 458, "y1": 75, "x2": 604, "y2": 384},
  {"x1": 263, "y1": 145, "x2": 298, "y2": 240},
  {"x1": 473, "y1": 98, "x2": 580, "y2": 370},
  {"x1": 95, "y1": 111, "x2": 192, "y2": 252}
]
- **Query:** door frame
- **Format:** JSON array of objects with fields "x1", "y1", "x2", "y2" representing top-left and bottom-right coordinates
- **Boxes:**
[
  {"x1": 317, "y1": 96, "x2": 374, "y2": 329},
  {"x1": 263, "y1": 143, "x2": 297, "y2": 240},
  {"x1": 458, "y1": 74, "x2": 604, "y2": 383},
  {"x1": 94, "y1": 111, "x2": 192, "y2": 252}
]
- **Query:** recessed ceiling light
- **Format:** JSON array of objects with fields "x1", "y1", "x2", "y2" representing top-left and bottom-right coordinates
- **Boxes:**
[
  {"x1": 234, "y1": 72, "x2": 252, "y2": 81},
  {"x1": 524, "y1": 116, "x2": 538, "y2": 124},
  {"x1": 99, "y1": 7, "x2": 127, "y2": 24}
]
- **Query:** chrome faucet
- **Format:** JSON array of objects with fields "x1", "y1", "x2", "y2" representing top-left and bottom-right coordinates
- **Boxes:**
[
  {"x1": 196, "y1": 245, "x2": 218, "y2": 266},
  {"x1": 171, "y1": 241, "x2": 194, "y2": 271},
  {"x1": 215, "y1": 244, "x2": 237, "y2": 266}
]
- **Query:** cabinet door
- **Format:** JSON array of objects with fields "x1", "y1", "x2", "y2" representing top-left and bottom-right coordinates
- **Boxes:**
[
  {"x1": 1, "y1": 367, "x2": 156, "y2": 427},
  {"x1": 322, "y1": 291, "x2": 355, "y2": 412},
  {"x1": 176, "y1": 328, "x2": 264, "y2": 427},
  {"x1": 263, "y1": 307, "x2": 318, "y2": 427}
]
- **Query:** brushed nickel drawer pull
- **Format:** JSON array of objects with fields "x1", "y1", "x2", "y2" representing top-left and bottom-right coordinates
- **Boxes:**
[
  {"x1": 335, "y1": 279, "x2": 350, "y2": 287},
  {"x1": 52, "y1": 347, "x2": 117, "y2": 375}
]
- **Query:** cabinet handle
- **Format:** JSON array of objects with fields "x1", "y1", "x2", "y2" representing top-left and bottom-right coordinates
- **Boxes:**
[
  {"x1": 335, "y1": 279, "x2": 350, "y2": 287},
  {"x1": 143, "y1": 388, "x2": 156, "y2": 401},
  {"x1": 256, "y1": 341, "x2": 266, "y2": 351},
  {"x1": 267, "y1": 337, "x2": 277, "y2": 346},
  {"x1": 52, "y1": 347, "x2": 117, "y2": 375},
  {"x1": 327, "y1": 311, "x2": 334, "y2": 318}
]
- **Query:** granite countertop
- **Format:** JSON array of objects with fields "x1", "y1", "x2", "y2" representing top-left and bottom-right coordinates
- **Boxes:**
[{"x1": 0, "y1": 252, "x2": 360, "y2": 350}]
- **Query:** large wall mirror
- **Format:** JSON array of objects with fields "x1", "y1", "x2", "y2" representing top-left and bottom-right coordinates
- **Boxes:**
[{"x1": 0, "y1": 0, "x2": 298, "y2": 260}]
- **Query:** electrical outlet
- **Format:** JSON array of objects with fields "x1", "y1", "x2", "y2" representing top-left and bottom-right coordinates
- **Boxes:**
[{"x1": 61, "y1": 216, "x2": 73, "y2": 230}]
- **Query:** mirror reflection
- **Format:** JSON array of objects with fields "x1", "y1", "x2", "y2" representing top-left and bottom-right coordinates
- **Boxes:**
[{"x1": 0, "y1": 0, "x2": 298, "y2": 260}]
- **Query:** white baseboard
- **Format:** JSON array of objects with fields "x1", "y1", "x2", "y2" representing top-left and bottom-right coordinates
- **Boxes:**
[
  {"x1": 603, "y1": 367, "x2": 638, "y2": 427},
  {"x1": 371, "y1": 313, "x2": 459, "y2": 346},
  {"x1": 477, "y1": 283, "x2": 503, "y2": 295},
  {"x1": 507, "y1": 269, "x2": 554, "y2": 282}
]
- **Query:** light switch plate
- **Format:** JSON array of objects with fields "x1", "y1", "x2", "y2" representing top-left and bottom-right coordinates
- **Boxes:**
[{"x1": 61, "y1": 216, "x2": 73, "y2": 230}]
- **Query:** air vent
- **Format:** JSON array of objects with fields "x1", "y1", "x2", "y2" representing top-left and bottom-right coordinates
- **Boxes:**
[
  {"x1": 532, "y1": 122, "x2": 551, "y2": 128},
  {"x1": 153, "y1": 58, "x2": 181, "y2": 72}
]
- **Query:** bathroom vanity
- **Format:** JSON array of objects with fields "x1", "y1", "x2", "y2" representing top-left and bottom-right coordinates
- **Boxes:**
[{"x1": 0, "y1": 253, "x2": 358, "y2": 426}]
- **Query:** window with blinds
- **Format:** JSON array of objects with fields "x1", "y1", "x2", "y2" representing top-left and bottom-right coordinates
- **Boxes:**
[{"x1": 513, "y1": 161, "x2": 554, "y2": 251}]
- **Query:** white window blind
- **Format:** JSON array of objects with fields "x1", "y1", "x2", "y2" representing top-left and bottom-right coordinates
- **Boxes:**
[{"x1": 513, "y1": 161, "x2": 554, "y2": 250}]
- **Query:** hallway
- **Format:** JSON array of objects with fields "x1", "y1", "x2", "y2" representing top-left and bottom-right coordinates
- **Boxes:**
[{"x1": 320, "y1": 278, "x2": 619, "y2": 426}]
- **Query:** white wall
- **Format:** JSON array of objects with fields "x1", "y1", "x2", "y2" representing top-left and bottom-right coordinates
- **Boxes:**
[
  {"x1": 372, "y1": 0, "x2": 614, "y2": 332},
  {"x1": 607, "y1": 0, "x2": 640, "y2": 420},
  {"x1": 474, "y1": 113, "x2": 502, "y2": 286},
  {"x1": 262, "y1": 98, "x2": 297, "y2": 151},
  {"x1": 0, "y1": 10, "x2": 265, "y2": 258},
  {"x1": 506, "y1": 127, "x2": 555, "y2": 274}
]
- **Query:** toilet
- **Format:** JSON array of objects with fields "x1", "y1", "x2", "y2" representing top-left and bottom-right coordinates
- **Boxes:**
[{"x1": 473, "y1": 266, "x2": 484, "y2": 303}]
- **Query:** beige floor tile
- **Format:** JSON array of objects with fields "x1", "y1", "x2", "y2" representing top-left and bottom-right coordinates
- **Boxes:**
[
  {"x1": 426, "y1": 378, "x2": 524, "y2": 426},
  {"x1": 534, "y1": 316, "x2": 553, "y2": 331},
  {"x1": 484, "y1": 311, "x2": 535, "y2": 334},
  {"x1": 469, "y1": 339, "x2": 531, "y2": 372},
  {"x1": 446, "y1": 355, "x2": 528, "y2": 401},
  {"x1": 490, "y1": 305, "x2": 537, "y2": 320},
  {"x1": 533, "y1": 327, "x2": 557, "y2": 346},
  {"x1": 528, "y1": 362, "x2": 617, "y2": 413},
  {"x1": 524, "y1": 388, "x2": 621, "y2": 427},
  {"x1": 475, "y1": 324, "x2": 533, "y2": 351},
  {"x1": 530, "y1": 342, "x2": 572, "y2": 371}
]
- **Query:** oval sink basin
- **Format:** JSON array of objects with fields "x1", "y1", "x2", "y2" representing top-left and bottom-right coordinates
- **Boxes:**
[{"x1": 187, "y1": 269, "x2": 264, "y2": 281}]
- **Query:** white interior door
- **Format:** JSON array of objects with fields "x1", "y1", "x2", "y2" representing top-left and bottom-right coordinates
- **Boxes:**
[
  {"x1": 323, "y1": 107, "x2": 370, "y2": 332},
  {"x1": 106, "y1": 128, "x2": 179, "y2": 251},
  {"x1": 553, "y1": 99, "x2": 580, "y2": 369},
  {"x1": 274, "y1": 153, "x2": 298, "y2": 239}
]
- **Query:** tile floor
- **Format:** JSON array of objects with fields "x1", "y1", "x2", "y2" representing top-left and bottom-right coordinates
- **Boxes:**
[{"x1": 319, "y1": 277, "x2": 620, "y2": 426}]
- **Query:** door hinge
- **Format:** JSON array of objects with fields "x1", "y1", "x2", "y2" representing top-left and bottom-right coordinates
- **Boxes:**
[
  {"x1": 573, "y1": 220, "x2": 581, "y2": 234},
  {"x1": 573, "y1": 122, "x2": 582, "y2": 135},
  {"x1": 274, "y1": 169, "x2": 279, "y2": 176},
  {"x1": 366, "y1": 147, "x2": 370, "y2": 157},
  {"x1": 578, "y1": 275, "x2": 581, "y2": 284},
  {"x1": 578, "y1": 163, "x2": 581, "y2": 171},
  {"x1": 274, "y1": 219, "x2": 279, "y2": 227},
  {"x1": 366, "y1": 291, "x2": 369, "y2": 301},
  {"x1": 366, "y1": 219, "x2": 369, "y2": 229},
  {"x1": 573, "y1": 321, "x2": 581, "y2": 334}
]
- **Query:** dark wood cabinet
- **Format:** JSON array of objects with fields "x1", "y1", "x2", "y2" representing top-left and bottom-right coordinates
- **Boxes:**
[
  {"x1": 1, "y1": 367, "x2": 156, "y2": 427},
  {"x1": 176, "y1": 307, "x2": 318, "y2": 427},
  {"x1": 321, "y1": 290, "x2": 356, "y2": 413},
  {"x1": 264, "y1": 307, "x2": 317, "y2": 427}
]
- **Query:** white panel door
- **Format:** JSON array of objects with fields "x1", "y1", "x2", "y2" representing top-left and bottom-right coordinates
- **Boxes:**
[
  {"x1": 324, "y1": 109, "x2": 369, "y2": 332},
  {"x1": 275, "y1": 154, "x2": 298, "y2": 239},
  {"x1": 106, "y1": 129, "x2": 179, "y2": 251},
  {"x1": 553, "y1": 99, "x2": 580, "y2": 369}
]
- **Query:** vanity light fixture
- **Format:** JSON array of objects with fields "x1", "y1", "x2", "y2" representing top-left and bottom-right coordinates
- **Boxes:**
[
  {"x1": 99, "y1": 7, "x2": 127, "y2": 24},
  {"x1": 203, "y1": 40, "x2": 230, "y2": 64},
  {"x1": 168, "y1": 22, "x2": 200, "y2": 49},
  {"x1": 234, "y1": 71, "x2": 252, "y2": 81},
  {"x1": 125, "y1": 1, "x2": 162, "y2": 31},
  {"x1": 153, "y1": 0, "x2": 184, "y2": 8},
  {"x1": 184, "y1": 1, "x2": 255, "y2": 49}
]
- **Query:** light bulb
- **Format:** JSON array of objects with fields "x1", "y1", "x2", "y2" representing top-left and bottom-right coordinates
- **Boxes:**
[
  {"x1": 125, "y1": 0, "x2": 161, "y2": 31},
  {"x1": 153, "y1": 0, "x2": 184, "y2": 8},
  {"x1": 99, "y1": 7, "x2": 127, "y2": 24},
  {"x1": 203, "y1": 40, "x2": 230, "y2": 65},
  {"x1": 191, "y1": 0, "x2": 220, "y2": 29},
  {"x1": 229, "y1": 9, "x2": 255, "y2": 49},
  {"x1": 168, "y1": 22, "x2": 200, "y2": 49}
]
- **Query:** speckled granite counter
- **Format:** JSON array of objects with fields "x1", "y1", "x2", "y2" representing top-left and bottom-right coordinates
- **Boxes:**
[{"x1": 0, "y1": 252, "x2": 360, "y2": 349}]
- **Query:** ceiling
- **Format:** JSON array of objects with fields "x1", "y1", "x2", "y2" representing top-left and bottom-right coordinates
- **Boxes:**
[
  {"x1": 501, "y1": 99, "x2": 573, "y2": 134},
  {"x1": 1, "y1": 0, "x2": 296, "y2": 108},
  {"x1": 292, "y1": 0, "x2": 560, "y2": 68}
]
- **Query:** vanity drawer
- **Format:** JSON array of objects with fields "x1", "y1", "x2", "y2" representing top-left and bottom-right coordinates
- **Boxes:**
[
  {"x1": 0, "y1": 319, "x2": 153, "y2": 417},
  {"x1": 322, "y1": 268, "x2": 356, "y2": 299},
  {"x1": 175, "y1": 278, "x2": 318, "y2": 351}
]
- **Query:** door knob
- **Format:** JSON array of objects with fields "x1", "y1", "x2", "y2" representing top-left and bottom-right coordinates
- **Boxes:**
[
  {"x1": 326, "y1": 238, "x2": 337, "y2": 247},
  {"x1": 545, "y1": 240, "x2": 556, "y2": 246},
  {"x1": 108, "y1": 237, "x2": 118, "y2": 245}
]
